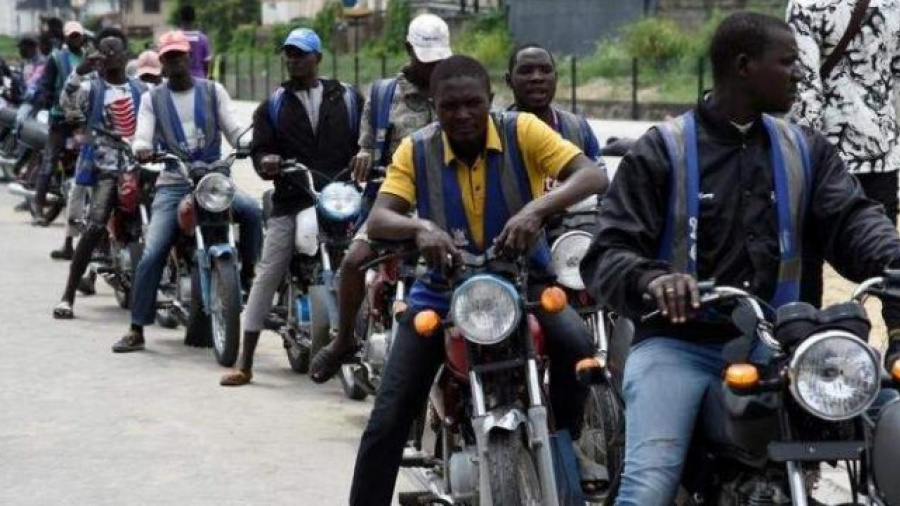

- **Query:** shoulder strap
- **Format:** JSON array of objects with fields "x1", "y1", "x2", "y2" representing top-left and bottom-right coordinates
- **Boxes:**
[
  {"x1": 411, "y1": 123, "x2": 447, "y2": 230},
  {"x1": 86, "y1": 78, "x2": 106, "y2": 130},
  {"x1": 341, "y1": 82, "x2": 360, "y2": 139},
  {"x1": 267, "y1": 87, "x2": 285, "y2": 127},
  {"x1": 555, "y1": 109, "x2": 586, "y2": 151},
  {"x1": 821, "y1": 0, "x2": 871, "y2": 79},
  {"x1": 370, "y1": 78, "x2": 399, "y2": 163},
  {"x1": 656, "y1": 112, "x2": 698, "y2": 273}
]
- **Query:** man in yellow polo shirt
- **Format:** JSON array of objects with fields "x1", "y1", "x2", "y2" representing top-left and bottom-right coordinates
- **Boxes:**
[{"x1": 348, "y1": 55, "x2": 608, "y2": 505}]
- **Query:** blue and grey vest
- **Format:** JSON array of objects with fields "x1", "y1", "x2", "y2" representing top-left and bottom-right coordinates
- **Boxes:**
[
  {"x1": 408, "y1": 112, "x2": 551, "y2": 312},
  {"x1": 49, "y1": 48, "x2": 82, "y2": 121},
  {"x1": 656, "y1": 111, "x2": 812, "y2": 308},
  {"x1": 150, "y1": 79, "x2": 222, "y2": 167},
  {"x1": 554, "y1": 107, "x2": 600, "y2": 160}
]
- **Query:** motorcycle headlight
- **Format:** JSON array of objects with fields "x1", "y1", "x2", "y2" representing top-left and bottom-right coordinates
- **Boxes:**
[
  {"x1": 318, "y1": 182, "x2": 361, "y2": 221},
  {"x1": 195, "y1": 173, "x2": 236, "y2": 213},
  {"x1": 450, "y1": 275, "x2": 521, "y2": 346},
  {"x1": 550, "y1": 230, "x2": 592, "y2": 290},
  {"x1": 788, "y1": 330, "x2": 880, "y2": 421}
]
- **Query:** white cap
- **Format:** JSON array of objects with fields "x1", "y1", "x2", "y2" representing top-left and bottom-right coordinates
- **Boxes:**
[
  {"x1": 63, "y1": 21, "x2": 85, "y2": 37},
  {"x1": 406, "y1": 14, "x2": 452, "y2": 63}
]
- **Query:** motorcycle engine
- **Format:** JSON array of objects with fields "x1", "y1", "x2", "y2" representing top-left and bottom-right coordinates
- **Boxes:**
[
  {"x1": 117, "y1": 248, "x2": 132, "y2": 273},
  {"x1": 364, "y1": 331, "x2": 390, "y2": 370},
  {"x1": 178, "y1": 274, "x2": 192, "y2": 305},
  {"x1": 449, "y1": 447, "x2": 479, "y2": 500}
]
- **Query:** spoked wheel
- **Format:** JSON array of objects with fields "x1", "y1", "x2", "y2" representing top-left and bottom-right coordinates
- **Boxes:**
[
  {"x1": 185, "y1": 265, "x2": 212, "y2": 348},
  {"x1": 486, "y1": 430, "x2": 543, "y2": 505},
  {"x1": 210, "y1": 257, "x2": 241, "y2": 367},
  {"x1": 578, "y1": 383, "x2": 625, "y2": 503}
]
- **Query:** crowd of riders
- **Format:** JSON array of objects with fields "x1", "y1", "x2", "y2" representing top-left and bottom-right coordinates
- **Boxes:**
[{"x1": 4, "y1": 3, "x2": 900, "y2": 504}]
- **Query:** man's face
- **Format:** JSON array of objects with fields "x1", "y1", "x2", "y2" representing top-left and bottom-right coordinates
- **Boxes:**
[
  {"x1": 97, "y1": 38, "x2": 127, "y2": 72},
  {"x1": 160, "y1": 50, "x2": 191, "y2": 80},
  {"x1": 283, "y1": 46, "x2": 320, "y2": 81},
  {"x1": 407, "y1": 49, "x2": 440, "y2": 89},
  {"x1": 743, "y1": 28, "x2": 801, "y2": 113},
  {"x1": 433, "y1": 75, "x2": 491, "y2": 145},
  {"x1": 508, "y1": 48, "x2": 557, "y2": 111},
  {"x1": 66, "y1": 33, "x2": 84, "y2": 51}
]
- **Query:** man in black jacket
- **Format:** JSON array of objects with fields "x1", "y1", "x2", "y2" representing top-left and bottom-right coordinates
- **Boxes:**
[
  {"x1": 220, "y1": 28, "x2": 362, "y2": 386},
  {"x1": 581, "y1": 13, "x2": 900, "y2": 505}
]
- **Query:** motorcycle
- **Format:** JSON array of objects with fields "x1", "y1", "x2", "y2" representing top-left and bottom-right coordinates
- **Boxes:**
[
  {"x1": 152, "y1": 142, "x2": 251, "y2": 366},
  {"x1": 393, "y1": 247, "x2": 590, "y2": 506},
  {"x1": 86, "y1": 127, "x2": 160, "y2": 309},
  {"x1": 7, "y1": 117, "x2": 81, "y2": 225},
  {"x1": 628, "y1": 279, "x2": 900, "y2": 505},
  {"x1": 268, "y1": 161, "x2": 361, "y2": 375},
  {"x1": 546, "y1": 195, "x2": 625, "y2": 502}
]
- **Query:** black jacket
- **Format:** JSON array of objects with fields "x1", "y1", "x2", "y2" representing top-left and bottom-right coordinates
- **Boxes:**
[
  {"x1": 582, "y1": 99, "x2": 900, "y2": 344},
  {"x1": 251, "y1": 79, "x2": 362, "y2": 217}
]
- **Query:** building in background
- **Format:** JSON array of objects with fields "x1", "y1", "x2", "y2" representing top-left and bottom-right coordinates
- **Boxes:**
[{"x1": 120, "y1": 0, "x2": 170, "y2": 39}]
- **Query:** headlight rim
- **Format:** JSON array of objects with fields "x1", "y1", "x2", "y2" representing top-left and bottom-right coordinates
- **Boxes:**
[
  {"x1": 318, "y1": 181, "x2": 362, "y2": 221},
  {"x1": 788, "y1": 329, "x2": 881, "y2": 422},
  {"x1": 550, "y1": 229, "x2": 593, "y2": 291},
  {"x1": 449, "y1": 274, "x2": 522, "y2": 346},
  {"x1": 195, "y1": 172, "x2": 236, "y2": 213}
]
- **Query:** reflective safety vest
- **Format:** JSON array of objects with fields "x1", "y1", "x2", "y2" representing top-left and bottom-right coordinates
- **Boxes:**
[
  {"x1": 75, "y1": 77, "x2": 146, "y2": 185},
  {"x1": 656, "y1": 111, "x2": 812, "y2": 308},
  {"x1": 150, "y1": 79, "x2": 221, "y2": 165},
  {"x1": 408, "y1": 112, "x2": 551, "y2": 312},
  {"x1": 554, "y1": 107, "x2": 600, "y2": 160}
]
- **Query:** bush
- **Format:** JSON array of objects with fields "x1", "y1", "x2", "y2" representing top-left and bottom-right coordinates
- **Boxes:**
[
  {"x1": 381, "y1": 0, "x2": 411, "y2": 54},
  {"x1": 313, "y1": 1, "x2": 342, "y2": 49},
  {"x1": 623, "y1": 17, "x2": 690, "y2": 64},
  {"x1": 453, "y1": 11, "x2": 514, "y2": 70}
]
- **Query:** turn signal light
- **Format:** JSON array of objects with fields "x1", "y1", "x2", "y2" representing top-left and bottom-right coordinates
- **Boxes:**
[
  {"x1": 414, "y1": 310, "x2": 441, "y2": 337},
  {"x1": 891, "y1": 360, "x2": 900, "y2": 383},
  {"x1": 540, "y1": 286, "x2": 568, "y2": 314},
  {"x1": 725, "y1": 363, "x2": 760, "y2": 390}
]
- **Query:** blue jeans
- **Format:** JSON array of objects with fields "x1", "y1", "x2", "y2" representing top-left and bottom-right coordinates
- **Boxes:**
[
  {"x1": 615, "y1": 337, "x2": 769, "y2": 506},
  {"x1": 129, "y1": 183, "x2": 262, "y2": 326}
]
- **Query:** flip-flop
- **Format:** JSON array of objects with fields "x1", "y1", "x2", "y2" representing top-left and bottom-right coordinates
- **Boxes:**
[
  {"x1": 220, "y1": 370, "x2": 253, "y2": 387},
  {"x1": 53, "y1": 301, "x2": 74, "y2": 320},
  {"x1": 309, "y1": 343, "x2": 360, "y2": 384}
]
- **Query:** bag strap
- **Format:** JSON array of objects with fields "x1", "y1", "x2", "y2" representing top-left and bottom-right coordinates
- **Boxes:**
[{"x1": 820, "y1": 0, "x2": 870, "y2": 79}]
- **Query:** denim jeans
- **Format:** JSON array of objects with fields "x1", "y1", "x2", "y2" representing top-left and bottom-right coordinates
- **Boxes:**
[
  {"x1": 615, "y1": 337, "x2": 773, "y2": 506},
  {"x1": 129, "y1": 183, "x2": 262, "y2": 326}
]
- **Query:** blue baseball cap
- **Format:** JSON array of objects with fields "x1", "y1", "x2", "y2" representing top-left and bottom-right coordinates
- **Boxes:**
[{"x1": 283, "y1": 28, "x2": 322, "y2": 54}]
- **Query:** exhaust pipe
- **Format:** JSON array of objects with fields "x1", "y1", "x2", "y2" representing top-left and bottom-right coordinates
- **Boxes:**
[{"x1": 6, "y1": 182, "x2": 62, "y2": 202}]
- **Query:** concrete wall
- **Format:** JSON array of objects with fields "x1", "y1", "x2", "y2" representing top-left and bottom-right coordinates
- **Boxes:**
[{"x1": 507, "y1": 0, "x2": 643, "y2": 56}]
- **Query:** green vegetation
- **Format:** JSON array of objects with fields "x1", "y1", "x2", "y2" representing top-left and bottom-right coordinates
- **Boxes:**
[
  {"x1": 0, "y1": 36, "x2": 18, "y2": 62},
  {"x1": 168, "y1": 0, "x2": 262, "y2": 52}
]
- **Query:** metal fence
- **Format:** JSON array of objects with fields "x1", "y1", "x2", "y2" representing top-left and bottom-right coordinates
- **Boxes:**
[{"x1": 217, "y1": 51, "x2": 712, "y2": 121}]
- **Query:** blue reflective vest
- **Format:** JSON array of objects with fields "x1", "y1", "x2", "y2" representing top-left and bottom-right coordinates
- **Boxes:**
[{"x1": 656, "y1": 111, "x2": 812, "y2": 308}]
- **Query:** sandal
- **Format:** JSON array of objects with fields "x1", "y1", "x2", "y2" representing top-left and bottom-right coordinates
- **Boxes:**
[
  {"x1": 575, "y1": 444, "x2": 610, "y2": 498},
  {"x1": 309, "y1": 342, "x2": 360, "y2": 384},
  {"x1": 220, "y1": 369, "x2": 253, "y2": 387},
  {"x1": 53, "y1": 301, "x2": 74, "y2": 320}
]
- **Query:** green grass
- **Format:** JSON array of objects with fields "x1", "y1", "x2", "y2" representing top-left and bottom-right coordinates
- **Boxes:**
[{"x1": 0, "y1": 36, "x2": 19, "y2": 62}]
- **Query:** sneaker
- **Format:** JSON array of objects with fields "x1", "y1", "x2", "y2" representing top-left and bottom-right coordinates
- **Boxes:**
[{"x1": 112, "y1": 331, "x2": 145, "y2": 353}]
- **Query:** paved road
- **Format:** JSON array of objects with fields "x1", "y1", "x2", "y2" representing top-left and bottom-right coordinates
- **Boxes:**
[{"x1": 0, "y1": 184, "x2": 374, "y2": 505}]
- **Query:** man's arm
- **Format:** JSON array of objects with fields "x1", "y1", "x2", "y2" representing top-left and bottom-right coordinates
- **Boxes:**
[
  {"x1": 809, "y1": 133, "x2": 900, "y2": 280},
  {"x1": 250, "y1": 100, "x2": 280, "y2": 180},
  {"x1": 33, "y1": 54, "x2": 58, "y2": 110},
  {"x1": 132, "y1": 90, "x2": 156, "y2": 155},
  {"x1": 213, "y1": 82, "x2": 246, "y2": 147},
  {"x1": 59, "y1": 71, "x2": 91, "y2": 120},
  {"x1": 581, "y1": 129, "x2": 673, "y2": 317},
  {"x1": 786, "y1": 0, "x2": 825, "y2": 130}
]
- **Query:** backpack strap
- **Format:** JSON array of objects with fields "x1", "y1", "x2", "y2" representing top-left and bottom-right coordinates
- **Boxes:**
[
  {"x1": 267, "y1": 87, "x2": 286, "y2": 127},
  {"x1": 656, "y1": 112, "x2": 698, "y2": 273},
  {"x1": 369, "y1": 78, "x2": 399, "y2": 164},
  {"x1": 341, "y1": 82, "x2": 360, "y2": 139}
]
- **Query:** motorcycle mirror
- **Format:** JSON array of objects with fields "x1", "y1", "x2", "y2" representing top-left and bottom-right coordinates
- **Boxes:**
[{"x1": 731, "y1": 303, "x2": 759, "y2": 339}]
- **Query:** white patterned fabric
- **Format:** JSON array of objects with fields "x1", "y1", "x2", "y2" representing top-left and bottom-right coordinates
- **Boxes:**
[{"x1": 787, "y1": 0, "x2": 900, "y2": 174}]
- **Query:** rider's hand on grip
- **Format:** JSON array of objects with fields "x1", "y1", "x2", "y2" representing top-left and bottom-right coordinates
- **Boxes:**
[
  {"x1": 134, "y1": 149, "x2": 152, "y2": 163},
  {"x1": 415, "y1": 220, "x2": 461, "y2": 277},
  {"x1": 494, "y1": 206, "x2": 543, "y2": 257},
  {"x1": 260, "y1": 154, "x2": 282, "y2": 178},
  {"x1": 350, "y1": 152, "x2": 372, "y2": 183},
  {"x1": 646, "y1": 273, "x2": 701, "y2": 325}
]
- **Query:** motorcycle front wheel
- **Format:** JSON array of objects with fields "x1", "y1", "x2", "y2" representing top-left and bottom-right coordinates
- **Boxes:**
[
  {"x1": 486, "y1": 430, "x2": 543, "y2": 505},
  {"x1": 185, "y1": 265, "x2": 213, "y2": 348},
  {"x1": 210, "y1": 257, "x2": 241, "y2": 367},
  {"x1": 579, "y1": 383, "x2": 625, "y2": 502}
]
